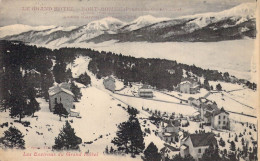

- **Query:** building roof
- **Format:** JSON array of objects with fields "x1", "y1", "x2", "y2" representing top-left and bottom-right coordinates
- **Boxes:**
[
  {"x1": 104, "y1": 76, "x2": 115, "y2": 82},
  {"x1": 48, "y1": 84, "x2": 74, "y2": 96},
  {"x1": 204, "y1": 111, "x2": 212, "y2": 118},
  {"x1": 188, "y1": 97, "x2": 195, "y2": 101},
  {"x1": 213, "y1": 107, "x2": 229, "y2": 116},
  {"x1": 189, "y1": 133, "x2": 217, "y2": 147},
  {"x1": 140, "y1": 84, "x2": 150, "y2": 89},
  {"x1": 180, "y1": 81, "x2": 192, "y2": 85}
]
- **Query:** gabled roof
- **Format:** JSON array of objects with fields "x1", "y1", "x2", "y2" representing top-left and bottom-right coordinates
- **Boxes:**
[
  {"x1": 189, "y1": 133, "x2": 217, "y2": 147},
  {"x1": 104, "y1": 76, "x2": 115, "y2": 82},
  {"x1": 213, "y1": 107, "x2": 229, "y2": 116},
  {"x1": 48, "y1": 84, "x2": 74, "y2": 97},
  {"x1": 180, "y1": 81, "x2": 192, "y2": 85}
]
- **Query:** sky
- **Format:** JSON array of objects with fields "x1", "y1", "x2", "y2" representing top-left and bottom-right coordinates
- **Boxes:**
[{"x1": 0, "y1": 0, "x2": 256, "y2": 27}]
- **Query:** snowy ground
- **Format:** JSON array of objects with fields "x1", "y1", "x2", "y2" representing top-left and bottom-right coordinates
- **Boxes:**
[
  {"x1": 207, "y1": 92, "x2": 256, "y2": 116},
  {"x1": 1, "y1": 54, "x2": 257, "y2": 161}
]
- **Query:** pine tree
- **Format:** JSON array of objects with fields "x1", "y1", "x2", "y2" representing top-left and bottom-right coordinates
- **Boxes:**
[
  {"x1": 216, "y1": 83, "x2": 222, "y2": 91},
  {"x1": 0, "y1": 127, "x2": 25, "y2": 149},
  {"x1": 105, "y1": 145, "x2": 109, "y2": 154},
  {"x1": 71, "y1": 81, "x2": 82, "y2": 102},
  {"x1": 129, "y1": 116, "x2": 145, "y2": 157},
  {"x1": 142, "y1": 142, "x2": 161, "y2": 161},
  {"x1": 201, "y1": 144, "x2": 221, "y2": 161},
  {"x1": 112, "y1": 116, "x2": 145, "y2": 157},
  {"x1": 234, "y1": 135, "x2": 238, "y2": 142},
  {"x1": 230, "y1": 141, "x2": 236, "y2": 151},
  {"x1": 110, "y1": 146, "x2": 114, "y2": 154},
  {"x1": 241, "y1": 138, "x2": 244, "y2": 146},
  {"x1": 52, "y1": 121, "x2": 82, "y2": 150},
  {"x1": 112, "y1": 121, "x2": 130, "y2": 153},
  {"x1": 54, "y1": 103, "x2": 68, "y2": 121},
  {"x1": 26, "y1": 97, "x2": 40, "y2": 117},
  {"x1": 9, "y1": 93, "x2": 27, "y2": 122},
  {"x1": 219, "y1": 137, "x2": 225, "y2": 147}
]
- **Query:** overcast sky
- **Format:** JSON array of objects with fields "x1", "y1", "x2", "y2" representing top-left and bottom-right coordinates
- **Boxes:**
[{"x1": 0, "y1": 0, "x2": 256, "y2": 27}]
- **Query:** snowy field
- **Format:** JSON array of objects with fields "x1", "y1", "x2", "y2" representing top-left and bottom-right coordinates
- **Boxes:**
[{"x1": 60, "y1": 39, "x2": 256, "y2": 82}]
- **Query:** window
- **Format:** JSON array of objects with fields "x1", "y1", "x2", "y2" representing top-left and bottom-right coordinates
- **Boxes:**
[
  {"x1": 60, "y1": 97, "x2": 62, "y2": 101},
  {"x1": 219, "y1": 116, "x2": 221, "y2": 119},
  {"x1": 198, "y1": 149, "x2": 201, "y2": 153},
  {"x1": 218, "y1": 121, "x2": 221, "y2": 125},
  {"x1": 223, "y1": 116, "x2": 225, "y2": 119},
  {"x1": 223, "y1": 121, "x2": 226, "y2": 124},
  {"x1": 55, "y1": 98, "x2": 57, "y2": 104}
]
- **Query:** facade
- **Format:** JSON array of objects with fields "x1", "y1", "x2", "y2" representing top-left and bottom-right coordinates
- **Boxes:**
[
  {"x1": 103, "y1": 76, "x2": 116, "y2": 92},
  {"x1": 179, "y1": 79, "x2": 200, "y2": 94},
  {"x1": 180, "y1": 133, "x2": 217, "y2": 161},
  {"x1": 199, "y1": 98, "x2": 230, "y2": 130},
  {"x1": 48, "y1": 83, "x2": 74, "y2": 114},
  {"x1": 138, "y1": 85, "x2": 153, "y2": 98},
  {"x1": 211, "y1": 108, "x2": 230, "y2": 130}
]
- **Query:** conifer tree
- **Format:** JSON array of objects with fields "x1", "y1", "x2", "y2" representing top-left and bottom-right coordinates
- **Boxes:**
[
  {"x1": 52, "y1": 121, "x2": 82, "y2": 150},
  {"x1": 142, "y1": 142, "x2": 161, "y2": 161},
  {"x1": 54, "y1": 103, "x2": 68, "y2": 121},
  {"x1": 0, "y1": 127, "x2": 25, "y2": 149},
  {"x1": 230, "y1": 141, "x2": 236, "y2": 151},
  {"x1": 71, "y1": 82, "x2": 82, "y2": 102}
]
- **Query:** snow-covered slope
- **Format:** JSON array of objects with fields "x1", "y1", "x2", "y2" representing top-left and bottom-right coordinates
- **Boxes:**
[
  {"x1": 0, "y1": 24, "x2": 56, "y2": 38},
  {"x1": 119, "y1": 15, "x2": 171, "y2": 32},
  {"x1": 180, "y1": 2, "x2": 256, "y2": 30},
  {"x1": 1, "y1": 3, "x2": 256, "y2": 45}
]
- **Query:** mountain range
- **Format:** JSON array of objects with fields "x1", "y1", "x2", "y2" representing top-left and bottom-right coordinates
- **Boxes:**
[{"x1": 0, "y1": 3, "x2": 256, "y2": 47}]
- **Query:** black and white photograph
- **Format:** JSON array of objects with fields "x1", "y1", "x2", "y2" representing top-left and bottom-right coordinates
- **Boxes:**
[{"x1": 0, "y1": 0, "x2": 259, "y2": 160}]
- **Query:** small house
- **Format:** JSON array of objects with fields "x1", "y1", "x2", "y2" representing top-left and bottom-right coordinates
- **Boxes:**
[
  {"x1": 138, "y1": 85, "x2": 153, "y2": 98},
  {"x1": 48, "y1": 83, "x2": 74, "y2": 114},
  {"x1": 103, "y1": 76, "x2": 116, "y2": 92},
  {"x1": 158, "y1": 119, "x2": 180, "y2": 143},
  {"x1": 180, "y1": 133, "x2": 217, "y2": 161}
]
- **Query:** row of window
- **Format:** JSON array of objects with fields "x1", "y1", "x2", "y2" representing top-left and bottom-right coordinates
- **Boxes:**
[
  {"x1": 218, "y1": 115, "x2": 226, "y2": 119},
  {"x1": 218, "y1": 121, "x2": 226, "y2": 125}
]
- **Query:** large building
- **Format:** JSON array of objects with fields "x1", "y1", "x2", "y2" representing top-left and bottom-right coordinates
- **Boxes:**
[
  {"x1": 103, "y1": 76, "x2": 116, "y2": 92},
  {"x1": 199, "y1": 98, "x2": 230, "y2": 130},
  {"x1": 180, "y1": 133, "x2": 217, "y2": 161},
  {"x1": 178, "y1": 78, "x2": 200, "y2": 94},
  {"x1": 138, "y1": 85, "x2": 153, "y2": 98},
  {"x1": 211, "y1": 108, "x2": 230, "y2": 130},
  {"x1": 48, "y1": 83, "x2": 74, "y2": 114}
]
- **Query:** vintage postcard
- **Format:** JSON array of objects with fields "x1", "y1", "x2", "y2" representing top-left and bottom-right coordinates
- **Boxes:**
[{"x1": 0, "y1": 0, "x2": 259, "y2": 161}]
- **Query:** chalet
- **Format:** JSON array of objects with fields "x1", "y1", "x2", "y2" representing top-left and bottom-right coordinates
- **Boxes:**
[
  {"x1": 180, "y1": 133, "x2": 217, "y2": 161},
  {"x1": 138, "y1": 85, "x2": 153, "y2": 98},
  {"x1": 48, "y1": 83, "x2": 74, "y2": 114},
  {"x1": 158, "y1": 119, "x2": 180, "y2": 143},
  {"x1": 103, "y1": 76, "x2": 116, "y2": 92},
  {"x1": 178, "y1": 78, "x2": 200, "y2": 94}
]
